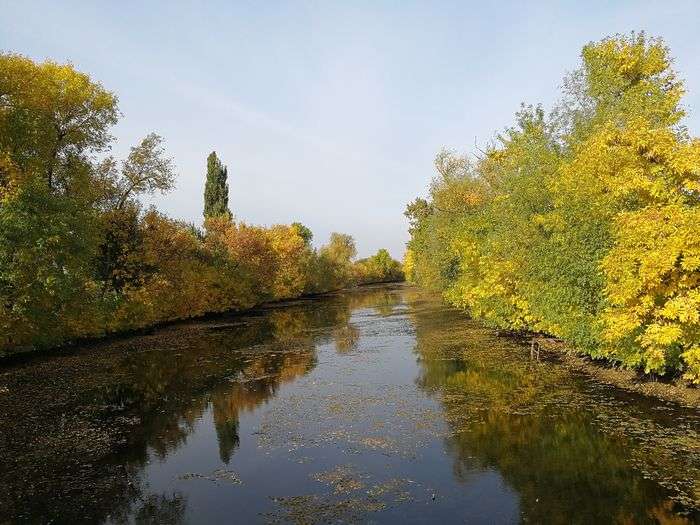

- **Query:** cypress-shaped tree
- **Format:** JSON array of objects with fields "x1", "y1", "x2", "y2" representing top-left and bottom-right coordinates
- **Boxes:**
[{"x1": 203, "y1": 151, "x2": 231, "y2": 218}]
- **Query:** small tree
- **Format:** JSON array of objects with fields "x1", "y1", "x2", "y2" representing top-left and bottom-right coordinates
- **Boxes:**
[
  {"x1": 204, "y1": 151, "x2": 230, "y2": 219},
  {"x1": 94, "y1": 133, "x2": 175, "y2": 213}
]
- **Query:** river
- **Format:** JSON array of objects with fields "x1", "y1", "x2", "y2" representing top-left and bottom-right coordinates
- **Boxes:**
[{"x1": 0, "y1": 283, "x2": 698, "y2": 524}]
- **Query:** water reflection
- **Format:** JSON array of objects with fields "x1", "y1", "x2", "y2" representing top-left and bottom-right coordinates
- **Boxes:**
[
  {"x1": 407, "y1": 288, "x2": 699, "y2": 523},
  {"x1": 0, "y1": 286, "x2": 399, "y2": 522},
  {"x1": 0, "y1": 285, "x2": 697, "y2": 524}
]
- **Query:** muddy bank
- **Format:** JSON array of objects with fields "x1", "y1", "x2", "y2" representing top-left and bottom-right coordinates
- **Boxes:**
[{"x1": 527, "y1": 338, "x2": 700, "y2": 409}]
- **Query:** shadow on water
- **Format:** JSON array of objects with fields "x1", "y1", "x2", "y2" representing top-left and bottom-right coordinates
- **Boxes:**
[{"x1": 0, "y1": 284, "x2": 698, "y2": 523}]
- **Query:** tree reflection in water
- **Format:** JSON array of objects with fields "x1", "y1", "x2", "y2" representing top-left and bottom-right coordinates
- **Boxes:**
[{"x1": 408, "y1": 288, "x2": 698, "y2": 524}]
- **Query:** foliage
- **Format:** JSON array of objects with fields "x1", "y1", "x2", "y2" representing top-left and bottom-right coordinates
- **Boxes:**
[
  {"x1": 405, "y1": 33, "x2": 700, "y2": 382},
  {"x1": 354, "y1": 249, "x2": 404, "y2": 284},
  {"x1": 203, "y1": 151, "x2": 230, "y2": 219},
  {"x1": 107, "y1": 133, "x2": 175, "y2": 211},
  {"x1": 0, "y1": 52, "x2": 118, "y2": 349},
  {"x1": 0, "y1": 53, "x2": 403, "y2": 356},
  {"x1": 0, "y1": 175, "x2": 102, "y2": 348}
]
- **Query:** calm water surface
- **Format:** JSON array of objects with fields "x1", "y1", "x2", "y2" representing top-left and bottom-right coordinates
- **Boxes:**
[{"x1": 1, "y1": 284, "x2": 699, "y2": 524}]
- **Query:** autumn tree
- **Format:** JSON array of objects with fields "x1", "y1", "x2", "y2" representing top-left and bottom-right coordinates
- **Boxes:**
[
  {"x1": 268, "y1": 224, "x2": 313, "y2": 299},
  {"x1": 96, "y1": 134, "x2": 176, "y2": 291},
  {"x1": 291, "y1": 222, "x2": 313, "y2": 245},
  {"x1": 404, "y1": 32, "x2": 700, "y2": 382},
  {"x1": 322, "y1": 233, "x2": 356, "y2": 265},
  {"x1": 0, "y1": 53, "x2": 118, "y2": 192},
  {"x1": 0, "y1": 52, "x2": 406, "y2": 354},
  {"x1": 0, "y1": 53, "x2": 118, "y2": 350},
  {"x1": 354, "y1": 249, "x2": 403, "y2": 284}
]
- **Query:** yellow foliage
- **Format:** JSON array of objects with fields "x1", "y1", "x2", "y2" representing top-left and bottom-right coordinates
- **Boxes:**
[
  {"x1": 402, "y1": 249, "x2": 415, "y2": 282},
  {"x1": 602, "y1": 205, "x2": 700, "y2": 381},
  {"x1": 266, "y1": 224, "x2": 310, "y2": 299},
  {"x1": 406, "y1": 33, "x2": 700, "y2": 382}
]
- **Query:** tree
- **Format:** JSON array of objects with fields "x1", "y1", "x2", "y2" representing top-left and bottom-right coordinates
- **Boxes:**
[
  {"x1": 0, "y1": 175, "x2": 102, "y2": 350},
  {"x1": 0, "y1": 53, "x2": 117, "y2": 351},
  {"x1": 0, "y1": 53, "x2": 118, "y2": 192},
  {"x1": 113, "y1": 133, "x2": 175, "y2": 210},
  {"x1": 0, "y1": 52, "x2": 374, "y2": 355},
  {"x1": 95, "y1": 134, "x2": 176, "y2": 292},
  {"x1": 203, "y1": 151, "x2": 230, "y2": 218},
  {"x1": 317, "y1": 233, "x2": 357, "y2": 290},
  {"x1": 404, "y1": 32, "x2": 700, "y2": 381},
  {"x1": 354, "y1": 249, "x2": 404, "y2": 284},
  {"x1": 321, "y1": 233, "x2": 356, "y2": 265},
  {"x1": 268, "y1": 224, "x2": 313, "y2": 299},
  {"x1": 291, "y1": 222, "x2": 313, "y2": 245}
]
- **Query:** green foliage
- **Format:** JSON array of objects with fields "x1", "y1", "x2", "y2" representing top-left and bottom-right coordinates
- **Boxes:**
[
  {"x1": 0, "y1": 52, "x2": 118, "y2": 351},
  {"x1": 0, "y1": 175, "x2": 102, "y2": 349},
  {"x1": 406, "y1": 33, "x2": 700, "y2": 382},
  {"x1": 203, "y1": 151, "x2": 230, "y2": 219},
  {"x1": 291, "y1": 222, "x2": 313, "y2": 245}
]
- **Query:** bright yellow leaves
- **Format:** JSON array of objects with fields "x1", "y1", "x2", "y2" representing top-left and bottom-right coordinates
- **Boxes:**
[
  {"x1": 602, "y1": 205, "x2": 700, "y2": 381},
  {"x1": 406, "y1": 33, "x2": 700, "y2": 382},
  {"x1": 402, "y1": 249, "x2": 416, "y2": 283},
  {"x1": 267, "y1": 224, "x2": 312, "y2": 299},
  {"x1": 581, "y1": 33, "x2": 684, "y2": 127},
  {"x1": 0, "y1": 53, "x2": 118, "y2": 188},
  {"x1": 581, "y1": 113, "x2": 700, "y2": 381}
]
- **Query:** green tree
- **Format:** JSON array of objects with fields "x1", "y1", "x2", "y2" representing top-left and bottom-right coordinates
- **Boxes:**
[
  {"x1": 203, "y1": 151, "x2": 230, "y2": 219},
  {"x1": 0, "y1": 53, "x2": 118, "y2": 351}
]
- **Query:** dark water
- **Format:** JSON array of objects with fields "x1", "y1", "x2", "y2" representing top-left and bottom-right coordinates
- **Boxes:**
[{"x1": 1, "y1": 284, "x2": 699, "y2": 524}]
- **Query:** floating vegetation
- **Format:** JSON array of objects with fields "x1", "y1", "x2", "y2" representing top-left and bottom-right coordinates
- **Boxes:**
[
  {"x1": 265, "y1": 467, "x2": 422, "y2": 524},
  {"x1": 178, "y1": 469, "x2": 242, "y2": 485}
]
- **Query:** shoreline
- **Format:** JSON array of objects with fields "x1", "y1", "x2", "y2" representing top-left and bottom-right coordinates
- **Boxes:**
[
  {"x1": 0, "y1": 280, "x2": 405, "y2": 367},
  {"x1": 529, "y1": 337, "x2": 700, "y2": 409},
  {"x1": 3, "y1": 280, "x2": 698, "y2": 408}
]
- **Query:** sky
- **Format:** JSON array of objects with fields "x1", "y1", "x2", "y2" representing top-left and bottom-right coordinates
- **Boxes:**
[{"x1": 2, "y1": 1, "x2": 700, "y2": 258}]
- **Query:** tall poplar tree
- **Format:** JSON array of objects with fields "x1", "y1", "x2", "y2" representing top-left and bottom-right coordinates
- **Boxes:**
[{"x1": 203, "y1": 151, "x2": 231, "y2": 218}]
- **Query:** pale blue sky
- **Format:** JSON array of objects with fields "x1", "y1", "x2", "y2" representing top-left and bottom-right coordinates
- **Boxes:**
[{"x1": 2, "y1": 1, "x2": 700, "y2": 258}]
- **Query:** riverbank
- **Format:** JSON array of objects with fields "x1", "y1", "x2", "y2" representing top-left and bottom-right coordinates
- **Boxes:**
[
  {"x1": 0, "y1": 280, "x2": 405, "y2": 365},
  {"x1": 557, "y1": 346, "x2": 700, "y2": 409},
  {"x1": 503, "y1": 334, "x2": 699, "y2": 409}
]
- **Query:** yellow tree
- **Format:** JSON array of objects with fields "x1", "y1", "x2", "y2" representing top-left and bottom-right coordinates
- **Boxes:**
[
  {"x1": 599, "y1": 123, "x2": 700, "y2": 381},
  {"x1": 0, "y1": 54, "x2": 118, "y2": 351},
  {"x1": 267, "y1": 224, "x2": 312, "y2": 299}
]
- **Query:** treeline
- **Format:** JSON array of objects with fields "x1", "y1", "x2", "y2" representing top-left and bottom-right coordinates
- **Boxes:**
[
  {"x1": 0, "y1": 53, "x2": 402, "y2": 355},
  {"x1": 404, "y1": 33, "x2": 700, "y2": 383}
]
